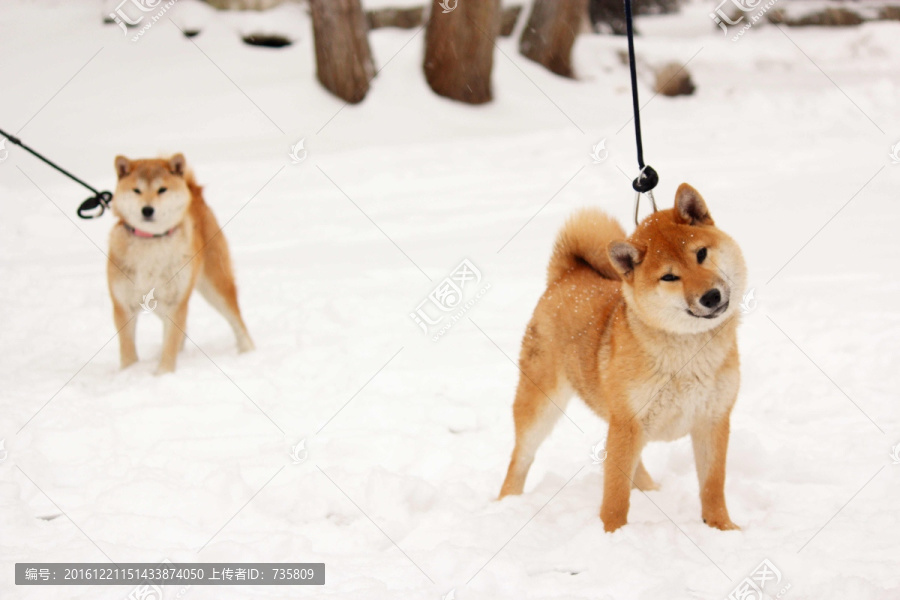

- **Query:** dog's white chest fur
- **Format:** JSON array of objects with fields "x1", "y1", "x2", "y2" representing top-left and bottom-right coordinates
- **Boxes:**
[
  {"x1": 110, "y1": 226, "x2": 195, "y2": 313},
  {"x1": 629, "y1": 336, "x2": 735, "y2": 442}
]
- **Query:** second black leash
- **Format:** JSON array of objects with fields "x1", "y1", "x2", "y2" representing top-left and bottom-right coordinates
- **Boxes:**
[
  {"x1": 623, "y1": 0, "x2": 659, "y2": 224},
  {"x1": 0, "y1": 127, "x2": 112, "y2": 220}
]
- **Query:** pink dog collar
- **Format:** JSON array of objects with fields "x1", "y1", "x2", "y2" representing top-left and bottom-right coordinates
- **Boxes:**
[{"x1": 124, "y1": 223, "x2": 177, "y2": 238}]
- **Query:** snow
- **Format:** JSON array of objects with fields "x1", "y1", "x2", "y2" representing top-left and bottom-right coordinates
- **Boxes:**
[{"x1": 1, "y1": 1, "x2": 899, "y2": 599}]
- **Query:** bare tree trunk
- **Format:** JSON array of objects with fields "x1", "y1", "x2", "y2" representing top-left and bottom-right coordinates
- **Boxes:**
[
  {"x1": 203, "y1": 0, "x2": 287, "y2": 9},
  {"x1": 519, "y1": 0, "x2": 587, "y2": 78},
  {"x1": 588, "y1": 0, "x2": 680, "y2": 34},
  {"x1": 310, "y1": 0, "x2": 375, "y2": 104},
  {"x1": 424, "y1": 0, "x2": 501, "y2": 105}
]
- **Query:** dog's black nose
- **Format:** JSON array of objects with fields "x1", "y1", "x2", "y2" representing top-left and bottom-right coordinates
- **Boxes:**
[
  {"x1": 141, "y1": 206, "x2": 154, "y2": 218},
  {"x1": 700, "y1": 289, "x2": 722, "y2": 308}
]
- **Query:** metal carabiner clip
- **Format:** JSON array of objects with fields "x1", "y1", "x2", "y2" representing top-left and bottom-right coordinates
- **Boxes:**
[
  {"x1": 632, "y1": 165, "x2": 659, "y2": 226},
  {"x1": 77, "y1": 191, "x2": 112, "y2": 220},
  {"x1": 634, "y1": 189, "x2": 657, "y2": 226}
]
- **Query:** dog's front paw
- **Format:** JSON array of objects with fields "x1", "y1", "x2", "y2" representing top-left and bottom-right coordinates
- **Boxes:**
[
  {"x1": 600, "y1": 508, "x2": 628, "y2": 533},
  {"x1": 602, "y1": 517, "x2": 627, "y2": 533},
  {"x1": 703, "y1": 516, "x2": 740, "y2": 531},
  {"x1": 120, "y1": 357, "x2": 138, "y2": 369},
  {"x1": 154, "y1": 364, "x2": 175, "y2": 376},
  {"x1": 498, "y1": 481, "x2": 524, "y2": 500}
]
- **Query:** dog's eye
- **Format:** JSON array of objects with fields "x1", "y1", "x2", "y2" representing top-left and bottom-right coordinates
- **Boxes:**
[
  {"x1": 697, "y1": 248, "x2": 707, "y2": 264},
  {"x1": 132, "y1": 188, "x2": 141, "y2": 194},
  {"x1": 660, "y1": 274, "x2": 680, "y2": 282},
  {"x1": 158, "y1": 187, "x2": 167, "y2": 194}
]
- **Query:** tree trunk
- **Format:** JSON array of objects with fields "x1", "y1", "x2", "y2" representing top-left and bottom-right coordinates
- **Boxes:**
[
  {"x1": 588, "y1": 0, "x2": 680, "y2": 35},
  {"x1": 310, "y1": 0, "x2": 375, "y2": 104},
  {"x1": 424, "y1": 0, "x2": 501, "y2": 105},
  {"x1": 519, "y1": 0, "x2": 587, "y2": 78},
  {"x1": 203, "y1": 0, "x2": 288, "y2": 9}
]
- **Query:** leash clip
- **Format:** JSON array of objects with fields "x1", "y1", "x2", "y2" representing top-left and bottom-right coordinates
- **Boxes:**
[
  {"x1": 632, "y1": 165, "x2": 659, "y2": 225},
  {"x1": 77, "y1": 191, "x2": 112, "y2": 220}
]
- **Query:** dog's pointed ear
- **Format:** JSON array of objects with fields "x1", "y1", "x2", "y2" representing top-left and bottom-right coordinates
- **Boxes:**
[
  {"x1": 115, "y1": 156, "x2": 132, "y2": 179},
  {"x1": 675, "y1": 183, "x2": 714, "y2": 226},
  {"x1": 608, "y1": 240, "x2": 644, "y2": 279},
  {"x1": 168, "y1": 153, "x2": 186, "y2": 176}
]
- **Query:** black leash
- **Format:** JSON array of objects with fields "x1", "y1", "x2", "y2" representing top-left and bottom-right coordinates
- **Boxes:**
[
  {"x1": 623, "y1": 0, "x2": 659, "y2": 225},
  {"x1": 0, "y1": 128, "x2": 112, "y2": 219}
]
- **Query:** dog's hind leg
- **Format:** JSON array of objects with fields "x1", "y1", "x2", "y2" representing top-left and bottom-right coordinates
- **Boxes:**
[
  {"x1": 499, "y1": 374, "x2": 572, "y2": 499},
  {"x1": 197, "y1": 243, "x2": 254, "y2": 353},
  {"x1": 632, "y1": 459, "x2": 658, "y2": 491}
]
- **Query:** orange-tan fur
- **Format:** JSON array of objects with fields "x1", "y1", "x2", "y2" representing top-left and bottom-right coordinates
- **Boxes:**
[
  {"x1": 108, "y1": 153, "x2": 253, "y2": 374},
  {"x1": 499, "y1": 184, "x2": 747, "y2": 532}
]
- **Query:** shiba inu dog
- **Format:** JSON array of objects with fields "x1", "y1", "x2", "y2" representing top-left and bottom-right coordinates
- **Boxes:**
[
  {"x1": 499, "y1": 184, "x2": 746, "y2": 532},
  {"x1": 108, "y1": 154, "x2": 254, "y2": 374}
]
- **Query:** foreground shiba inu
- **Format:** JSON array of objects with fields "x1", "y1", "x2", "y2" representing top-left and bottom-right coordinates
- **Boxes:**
[
  {"x1": 499, "y1": 184, "x2": 746, "y2": 532},
  {"x1": 108, "y1": 154, "x2": 253, "y2": 374}
]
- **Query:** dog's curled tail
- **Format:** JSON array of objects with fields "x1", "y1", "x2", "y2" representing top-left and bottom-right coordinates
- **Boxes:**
[
  {"x1": 546, "y1": 208, "x2": 626, "y2": 285},
  {"x1": 183, "y1": 168, "x2": 206, "y2": 204}
]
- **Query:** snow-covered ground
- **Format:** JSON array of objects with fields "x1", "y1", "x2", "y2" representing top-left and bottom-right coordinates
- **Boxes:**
[{"x1": 1, "y1": 1, "x2": 899, "y2": 598}]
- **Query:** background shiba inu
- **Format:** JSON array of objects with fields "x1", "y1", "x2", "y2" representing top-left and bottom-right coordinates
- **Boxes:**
[
  {"x1": 499, "y1": 183, "x2": 747, "y2": 532},
  {"x1": 108, "y1": 154, "x2": 254, "y2": 374}
]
